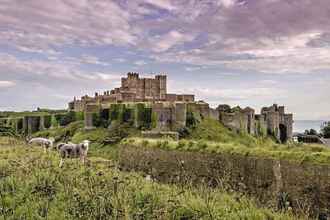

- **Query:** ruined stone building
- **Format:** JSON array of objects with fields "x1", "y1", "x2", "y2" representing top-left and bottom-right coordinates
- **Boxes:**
[
  {"x1": 68, "y1": 72, "x2": 293, "y2": 143},
  {"x1": 217, "y1": 104, "x2": 293, "y2": 142},
  {"x1": 69, "y1": 72, "x2": 195, "y2": 112}
]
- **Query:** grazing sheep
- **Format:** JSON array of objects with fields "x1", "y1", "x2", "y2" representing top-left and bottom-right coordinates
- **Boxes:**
[
  {"x1": 28, "y1": 137, "x2": 55, "y2": 153},
  {"x1": 57, "y1": 140, "x2": 90, "y2": 167}
]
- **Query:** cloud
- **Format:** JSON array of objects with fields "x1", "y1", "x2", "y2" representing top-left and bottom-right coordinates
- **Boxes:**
[
  {"x1": 0, "y1": 0, "x2": 138, "y2": 52},
  {"x1": 80, "y1": 55, "x2": 110, "y2": 66},
  {"x1": 0, "y1": 81, "x2": 16, "y2": 88},
  {"x1": 143, "y1": 0, "x2": 176, "y2": 11},
  {"x1": 0, "y1": 53, "x2": 118, "y2": 83},
  {"x1": 182, "y1": 87, "x2": 286, "y2": 101},
  {"x1": 134, "y1": 60, "x2": 147, "y2": 66},
  {"x1": 148, "y1": 30, "x2": 195, "y2": 52},
  {"x1": 113, "y1": 58, "x2": 126, "y2": 63},
  {"x1": 220, "y1": 0, "x2": 237, "y2": 8},
  {"x1": 3, "y1": 0, "x2": 329, "y2": 73}
]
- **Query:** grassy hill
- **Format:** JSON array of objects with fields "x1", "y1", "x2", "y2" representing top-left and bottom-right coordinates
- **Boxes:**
[{"x1": 0, "y1": 137, "x2": 298, "y2": 219}]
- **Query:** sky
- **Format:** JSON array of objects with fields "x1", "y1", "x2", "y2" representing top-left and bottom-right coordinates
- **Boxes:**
[{"x1": 0, "y1": 0, "x2": 329, "y2": 120}]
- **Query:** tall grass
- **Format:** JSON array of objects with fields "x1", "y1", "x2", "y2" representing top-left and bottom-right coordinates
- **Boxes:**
[{"x1": 0, "y1": 139, "x2": 297, "y2": 220}]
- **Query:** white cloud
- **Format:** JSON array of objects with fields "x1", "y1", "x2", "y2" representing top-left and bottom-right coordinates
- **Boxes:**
[
  {"x1": 134, "y1": 60, "x2": 147, "y2": 66},
  {"x1": 113, "y1": 58, "x2": 126, "y2": 63},
  {"x1": 0, "y1": 81, "x2": 16, "y2": 88},
  {"x1": 0, "y1": 0, "x2": 138, "y2": 52},
  {"x1": 143, "y1": 0, "x2": 176, "y2": 11},
  {"x1": 0, "y1": 53, "x2": 116, "y2": 82},
  {"x1": 80, "y1": 55, "x2": 110, "y2": 66},
  {"x1": 150, "y1": 30, "x2": 195, "y2": 52},
  {"x1": 219, "y1": 0, "x2": 236, "y2": 8},
  {"x1": 184, "y1": 66, "x2": 206, "y2": 71},
  {"x1": 182, "y1": 87, "x2": 286, "y2": 100}
]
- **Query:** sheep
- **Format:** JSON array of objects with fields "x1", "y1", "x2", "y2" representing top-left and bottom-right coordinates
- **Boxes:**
[
  {"x1": 57, "y1": 140, "x2": 90, "y2": 167},
  {"x1": 28, "y1": 137, "x2": 55, "y2": 153}
]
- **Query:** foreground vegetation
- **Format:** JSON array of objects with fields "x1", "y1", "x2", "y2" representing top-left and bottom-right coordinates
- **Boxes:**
[{"x1": 0, "y1": 137, "x2": 298, "y2": 219}]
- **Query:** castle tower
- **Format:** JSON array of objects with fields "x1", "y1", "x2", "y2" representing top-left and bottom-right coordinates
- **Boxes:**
[{"x1": 156, "y1": 74, "x2": 167, "y2": 100}]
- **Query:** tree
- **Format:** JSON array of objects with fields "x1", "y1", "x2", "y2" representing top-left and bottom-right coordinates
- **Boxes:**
[
  {"x1": 322, "y1": 122, "x2": 330, "y2": 138},
  {"x1": 304, "y1": 129, "x2": 318, "y2": 135}
]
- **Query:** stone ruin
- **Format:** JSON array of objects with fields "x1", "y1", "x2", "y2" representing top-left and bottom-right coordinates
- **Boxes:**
[{"x1": 217, "y1": 104, "x2": 293, "y2": 143}]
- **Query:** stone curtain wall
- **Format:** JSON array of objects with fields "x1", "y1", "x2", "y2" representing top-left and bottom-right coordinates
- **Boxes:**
[
  {"x1": 0, "y1": 112, "x2": 83, "y2": 135},
  {"x1": 119, "y1": 145, "x2": 330, "y2": 218}
]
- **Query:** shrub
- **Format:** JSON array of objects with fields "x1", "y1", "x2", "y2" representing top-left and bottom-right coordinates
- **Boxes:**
[
  {"x1": 322, "y1": 122, "x2": 330, "y2": 138},
  {"x1": 43, "y1": 115, "x2": 52, "y2": 129}
]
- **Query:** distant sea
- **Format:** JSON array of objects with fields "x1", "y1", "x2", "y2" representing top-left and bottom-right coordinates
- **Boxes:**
[{"x1": 293, "y1": 120, "x2": 327, "y2": 133}]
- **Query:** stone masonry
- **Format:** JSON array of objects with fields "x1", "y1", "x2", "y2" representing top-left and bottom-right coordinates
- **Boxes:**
[
  {"x1": 68, "y1": 72, "x2": 293, "y2": 142},
  {"x1": 69, "y1": 72, "x2": 195, "y2": 112}
]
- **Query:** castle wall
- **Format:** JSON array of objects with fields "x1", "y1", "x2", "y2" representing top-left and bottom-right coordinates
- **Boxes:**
[
  {"x1": 84, "y1": 104, "x2": 100, "y2": 130},
  {"x1": 209, "y1": 108, "x2": 219, "y2": 121},
  {"x1": 151, "y1": 103, "x2": 173, "y2": 131},
  {"x1": 174, "y1": 103, "x2": 187, "y2": 130}
]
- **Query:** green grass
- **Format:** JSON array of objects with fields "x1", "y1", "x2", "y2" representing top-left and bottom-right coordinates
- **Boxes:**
[
  {"x1": 32, "y1": 121, "x2": 85, "y2": 142},
  {"x1": 32, "y1": 121, "x2": 140, "y2": 160},
  {"x1": 187, "y1": 118, "x2": 262, "y2": 147},
  {"x1": 123, "y1": 137, "x2": 330, "y2": 165},
  {"x1": 0, "y1": 137, "x2": 299, "y2": 220}
]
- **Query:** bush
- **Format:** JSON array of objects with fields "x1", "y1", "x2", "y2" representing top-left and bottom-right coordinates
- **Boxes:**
[
  {"x1": 322, "y1": 122, "x2": 330, "y2": 138},
  {"x1": 43, "y1": 115, "x2": 52, "y2": 129},
  {"x1": 55, "y1": 112, "x2": 77, "y2": 126}
]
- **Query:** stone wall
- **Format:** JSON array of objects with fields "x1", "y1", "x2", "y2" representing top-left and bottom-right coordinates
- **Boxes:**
[
  {"x1": 85, "y1": 104, "x2": 101, "y2": 130},
  {"x1": 119, "y1": 145, "x2": 330, "y2": 218}
]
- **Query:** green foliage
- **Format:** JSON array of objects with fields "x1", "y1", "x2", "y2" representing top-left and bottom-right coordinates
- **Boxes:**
[
  {"x1": 43, "y1": 115, "x2": 52, "y2": 129},
  {"x1": 33, "y1": 121, "x2": 84, "y2": 142},
  {"x1": 186, "y1": 110, "x2": 200, "y2": 128},
  {"x1": 92, "y1": 113, "x2": 102, "y2": 127},
  {"x1": 256, "y1": 120, "x2": 267, "y2": 138},
  {"x1": 109, "y1": 104, "x2": 122, "y2": 122},
  {"x1": 0, "y1": 141, "x2": 297, "y2": 220},
  {"x1": 187, "y1": 118, "x2": 258, "y2": 147},
  {"x1": 0, "y1": 125, "x2": 17, "y2": 137},
  {"x1": 52, "y1": 111, "x2": 81, "y2": 127},
  {"x1": 151, "y1": 111, "x2": 157, "y2": 129},
  {"x1": 51, "y1": 114, "x2": 59, "y2": 127},
  {"x1": 322, "y1": 122, "x2": 330, "y2": 138},
  {"x1": 75, "y1": 111, "x2": 85, "y2": 121},
  {"x1": 135, "y1": 104, "x2": 152, "y2": 129}
]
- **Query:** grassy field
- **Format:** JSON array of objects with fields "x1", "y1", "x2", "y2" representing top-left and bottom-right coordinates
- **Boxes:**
[{"x1": 0, "y1": 137, "x2": 300, "y2": 220}]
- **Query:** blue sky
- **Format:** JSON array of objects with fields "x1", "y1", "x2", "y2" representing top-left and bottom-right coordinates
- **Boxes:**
[{"x1": 0, "y1": 0, "x2": 329, "y2": 120}]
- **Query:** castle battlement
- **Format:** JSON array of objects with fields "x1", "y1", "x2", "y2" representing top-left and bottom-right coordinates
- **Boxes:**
[{"x1": 69, "y1": 72, "x2": 194, "y2": 112}]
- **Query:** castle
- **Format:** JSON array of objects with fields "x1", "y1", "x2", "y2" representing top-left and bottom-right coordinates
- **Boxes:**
[
  {"x1": 69, "y1": 73, "x2": 194, "y2": 112},
  {"x1": 69, "y1": 72, "x2": 293, "y2": 143}
]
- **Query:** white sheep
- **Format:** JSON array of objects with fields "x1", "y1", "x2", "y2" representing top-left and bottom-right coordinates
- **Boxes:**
[
  {"x1": 28, "y1": 137, "x2": 55, "y2": 153},
  {"x1": 57, "y1": 140, "x2": 90, "y2": 167}
]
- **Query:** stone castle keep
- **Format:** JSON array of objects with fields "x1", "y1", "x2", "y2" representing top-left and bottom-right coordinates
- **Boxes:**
[
  {"x1": 69, "y1": 73, "x2": 194, "y2": 112},
  {"x1": 69, "y1": 72, "x2": 293, "y2": 142}
]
